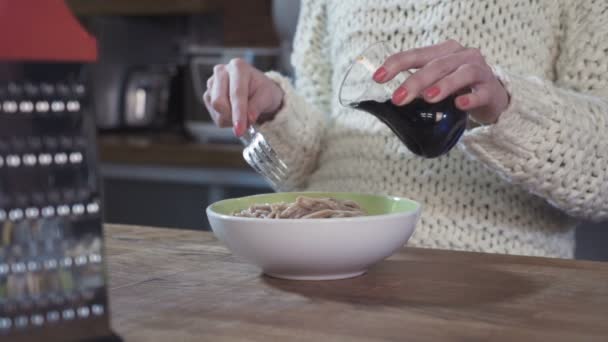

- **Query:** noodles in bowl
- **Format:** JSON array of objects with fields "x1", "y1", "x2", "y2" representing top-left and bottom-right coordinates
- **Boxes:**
[
  {"x1": 232, "y1": 196, "x2": 366, "y2": 219},
  {"x1": 207, "y1": 192, "x2": 421, "y2": 280}
]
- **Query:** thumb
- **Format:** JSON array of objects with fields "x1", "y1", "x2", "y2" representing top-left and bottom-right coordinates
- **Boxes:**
[{"x1": 247, "y1": 87, "x2": 279, "y2": 124}]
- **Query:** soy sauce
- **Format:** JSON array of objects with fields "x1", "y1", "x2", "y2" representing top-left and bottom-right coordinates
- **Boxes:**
[{"x1": 351, "y1": 95, "x2": 467, "y2": 158}]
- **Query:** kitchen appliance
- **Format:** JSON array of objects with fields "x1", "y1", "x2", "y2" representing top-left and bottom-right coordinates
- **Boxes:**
[
  {"x1": 183, "y1": 46, "x2": 280, "y2": 143},
  {"x1": 91, "y1": 63, "x2": 180, "y2": 132},
  {"x1": 86, "y1": 16, "x2": 185, "y2": 131},
  {"x1": 0, "y1": 1, "x2": 121, "y2": 341},
  {"x1": 122, "y1": 65, "x2": 176, "y2": 128}
]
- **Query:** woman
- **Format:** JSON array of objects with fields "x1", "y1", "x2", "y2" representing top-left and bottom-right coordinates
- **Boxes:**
[{"x1": 204, "y1": 0, "x2": 608, "y2": 258}]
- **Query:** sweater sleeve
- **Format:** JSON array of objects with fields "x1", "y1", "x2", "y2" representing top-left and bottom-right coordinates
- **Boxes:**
[
  {"x1": 461, "y1": 1, "x2": 608, "y2": 221},
  {"x1": 256, "y1": 0, "x2": 331, "y2": 190}
]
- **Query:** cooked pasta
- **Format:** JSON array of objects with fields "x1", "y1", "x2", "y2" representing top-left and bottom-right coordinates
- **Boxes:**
[{"x1": 233, "y1": 196, "x2": 366, "y2": 219}]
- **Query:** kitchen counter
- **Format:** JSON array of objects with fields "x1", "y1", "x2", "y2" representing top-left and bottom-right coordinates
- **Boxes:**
[
  {"x1": 98, "y1": 133, "x2": 247, "y2": 169},
  {"x1": 98, "y1": 133, "x2": 268, "y2": 189},
  {"x1": 106, "y1": 224, "x2": 608, "y2": 341},
  {"x1": 98, "y1": 135, "x2": 269, "y2": 229}
]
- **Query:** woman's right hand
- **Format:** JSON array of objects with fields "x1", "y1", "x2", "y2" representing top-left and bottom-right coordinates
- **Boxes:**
[{"x1": 203, "y1": 58, "x2": 285, "y2": 137}]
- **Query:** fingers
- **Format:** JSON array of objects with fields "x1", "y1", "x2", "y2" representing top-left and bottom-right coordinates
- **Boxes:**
[
  {"x1": 373, "y1": 40, "x2": 508, "y2": 123},
  {"x1": 204, "y1": 70, "x2": 229, "y2": 128},
  {"x1": 246, "y1": 87, "x2": 265, "y2": 123},
  {"x1": 204, "y1": 60, "x2": 253, "y2": 135},
  {"x1": 420, "y1": 63, "x2": 487, "y2": 104},
  {"x1": 374, "y1": 39, "x2": 464, "y2": 83},
  {"x1": 247, "y1": 85, "x2": 280, "y2": 123},
  {"x1": 208, "y1": 64, "x2": 231, "y2": 127},
  {"x1": 227, "y1": 58, "x2": 251, "y2": 136},
  {"x1": 456, "y1": 85, "x2": 492, "y2": 110},
  {"x1": 391, "y1": 48, "x2": 486, "y2": 105},
  {"x1": 203, "y1": 59, "x2": 286, "y2": 134},
  {"x1": 457, "y1": 84, "x2": 501, "y2": 124}
]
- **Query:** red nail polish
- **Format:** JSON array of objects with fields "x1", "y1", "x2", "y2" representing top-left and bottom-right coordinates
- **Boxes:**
[
  {"x1": 457, "y1": 96, "x2": 470, "y2": 107},
  {"x1": 233, "y1": 120, "x2": 244, "y2": 136},
  {"x1": 392, "y1": 87, "x2": 408, "y2": 104},
  {"x1": 425, "y1": 86, "x2": 440, "y2": 99},
  {"x1": 373, "y1": 67, "x2": 387, "y2": 82}
]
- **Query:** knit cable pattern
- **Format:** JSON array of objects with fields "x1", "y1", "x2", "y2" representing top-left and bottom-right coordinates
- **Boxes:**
[{"x1": 257, "y1": 0, "x2": 608, "y2": 258}]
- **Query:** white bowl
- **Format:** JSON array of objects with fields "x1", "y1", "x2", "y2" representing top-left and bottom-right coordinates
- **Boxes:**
[{"x1": 206, "y1": 192, "x2": 421, "y2": 280}]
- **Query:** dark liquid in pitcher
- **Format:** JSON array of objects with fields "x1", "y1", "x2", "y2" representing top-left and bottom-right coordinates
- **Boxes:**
[{"x1": 351, "y1": 95, "x2": 467, "y2": 158}]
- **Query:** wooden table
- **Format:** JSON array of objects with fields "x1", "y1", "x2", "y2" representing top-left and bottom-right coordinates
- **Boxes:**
[{"x1": 105, "y1": 225, "x2": 608, "y2": 341}]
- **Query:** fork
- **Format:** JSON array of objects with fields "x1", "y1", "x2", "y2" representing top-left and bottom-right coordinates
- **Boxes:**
[{"x1": 239, "y1": 125, "x2": 290, "y2": 191}]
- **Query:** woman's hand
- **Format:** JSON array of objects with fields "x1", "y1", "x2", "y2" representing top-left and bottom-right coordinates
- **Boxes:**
[
  {"x1": 204, "y1": 58, "x2": 284, "y2": 136},
  {"x1": 373, "y1": 39, "x2": 509, "y2": 124}
]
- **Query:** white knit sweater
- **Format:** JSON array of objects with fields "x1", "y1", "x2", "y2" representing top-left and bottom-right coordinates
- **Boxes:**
[{"x1": 258, "y1": 0, "x2": 608, "y2": 258}]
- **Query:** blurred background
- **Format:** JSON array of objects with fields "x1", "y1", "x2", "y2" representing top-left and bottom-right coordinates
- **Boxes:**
[
  {"x1": 66, "y1": 0, "x2": 300, "y2": 230},
  {"x1": 4, "y1": 0, "x2": 605, "y2": 260}
]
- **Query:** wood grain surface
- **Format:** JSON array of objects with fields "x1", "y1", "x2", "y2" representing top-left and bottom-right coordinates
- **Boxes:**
[{"x1": 105, "y1": 224, "x2": 608, "y2": 341}]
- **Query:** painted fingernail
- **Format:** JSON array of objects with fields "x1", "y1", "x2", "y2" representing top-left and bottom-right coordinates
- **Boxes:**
[
  {"x1": 233, "y1": 121, "x2": 244, "y2": 136},
  {"x1": 425, "y1": 86, "x2": 440, "y2": 99},
  {"x1": 392, "y1": 87, "x2": 408, "y2": 104},
  {"x1": 373, "y1": 67, "x2": 387, "y2": 82},
  {"x1": 457, "y1": 96, "x2": 470, "y2": 108}
]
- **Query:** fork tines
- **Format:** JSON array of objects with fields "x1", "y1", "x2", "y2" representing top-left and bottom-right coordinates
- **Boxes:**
[{"x1": 241, "y1": 126, "x2": 290, "y2": 190}]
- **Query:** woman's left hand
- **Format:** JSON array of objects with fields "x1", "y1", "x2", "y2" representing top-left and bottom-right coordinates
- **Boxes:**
[{"x1": 373, "y1": 39, "x2": 509, "y2": 124}]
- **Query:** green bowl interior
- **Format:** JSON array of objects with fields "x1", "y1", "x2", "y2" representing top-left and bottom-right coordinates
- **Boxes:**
[{"x1": 209, "y1": 192, "x2": 419, "y2": 216}]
